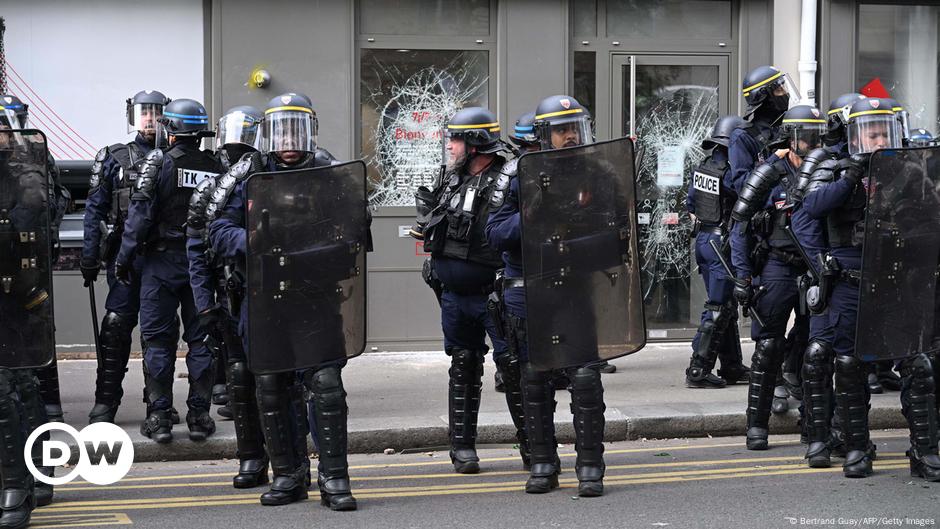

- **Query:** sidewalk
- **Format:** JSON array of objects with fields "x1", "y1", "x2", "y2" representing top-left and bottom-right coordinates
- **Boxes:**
[{"x1": 52, "y1": 342, "x2": 908, "y2": 462}]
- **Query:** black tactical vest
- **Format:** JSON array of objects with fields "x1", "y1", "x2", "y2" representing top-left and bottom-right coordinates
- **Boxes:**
[
  {"x1": 108, "y1": 142, "x2": 147, "y2": 224},
  {"x1": 690, "y1": 156, "x2": 729, "y2": 226},
  {"x1": 768, "y1": 160, "x2": 799, "y2": 250},
  {"x1": 433, "y1": 159, "x2": 504, "y2": 269},
  {"x1": 825, "y1": 177, "x2": 866, "y2": 248},
  {"x1": 157, "y1": 144, "x2": 222, "y2": 243}
]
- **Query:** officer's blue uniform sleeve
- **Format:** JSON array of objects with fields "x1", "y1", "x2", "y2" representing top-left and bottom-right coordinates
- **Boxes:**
[
  {"x1": 729, "y1": 221, "x2": 753, "y2": 279},
  {"x1": 82, "y1": 156, "x2": 118, "y2": 262},
  {"x1": 802, "y1": 177, "x2": 855, "y2": 220},
  {"x1": 485, "y1": 177, "x2": 521, "y2": 251},
  {"x1": 187, "y1": 235, "x2": 215, "y2": 313},
  {"x1": 728, "y1": 129, "x2": 758, "y2": 194},
  {"x1": 208, "y1": 183, "x2": 247, "y2": 259},
  {"x1": 115, "y1": 157, "x2": 167, "y2": 266}
]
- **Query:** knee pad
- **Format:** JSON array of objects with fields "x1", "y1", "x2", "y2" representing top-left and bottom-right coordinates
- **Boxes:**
[
  {"x1": 495, "y1": 353, "x2": 521, "y2": 382},
  {"x1": 449, "y1": 349, "x2": 484, "y2": 383},
  {"x1": 804, "y1": 340, "x2": 833, "y2": 367},
  {"x1": 306, "y1": 366, "x2": 346, "y2": 413},
  {"x1": 568, "y1": 367, "x2": 604, "y2": 412},
  {"x1": 100, "y1": 312, "x2": 135, "y2": 346},
  {"x1": 228, "y1": 362, "x2": 255, "y2": 403},
  {"x1": 256, "y1": 373, "x2": 289, "y2": 411},
  {"x1": 569, "y1": 366, "x2": 601, "y2": 393},
  {"x1": 0, "y1": 369, "x2": 14, "y2": 397},
  {"x1": 752, "y1": 338, "x2": 785, "y2": 371},
  {"x1": 900, "y1": 353, "x2": 936, "y2": 396}
]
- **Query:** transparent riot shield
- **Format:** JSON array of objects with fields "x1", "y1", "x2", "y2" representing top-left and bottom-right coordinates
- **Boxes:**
[
  {"x1": 856, "y1": 146, "x2": 940, "y2": 362},
  {"x1": 518, "y1": 136, "x2": 646, "y2": 371},
  {"x1": 0, "y1": 129, "x2": 56, "y2": 369},
  {"x1": 244, "y1": 161, "x2": 368, "y2": 374}
]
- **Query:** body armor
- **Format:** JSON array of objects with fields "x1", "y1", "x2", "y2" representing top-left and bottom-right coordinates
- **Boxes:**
[
  {"x1": 108, "y1": 142, "x2": 148, "y2": 225},
  {"x1": 806, "y1": 160, "x2": 866, "y2": 248},
  {"x1": 149, "y1": 144, "x2": 222, "y2": 244},
  {"x1": 691, "y1": 155, "x2": 730, "y2": 226}
]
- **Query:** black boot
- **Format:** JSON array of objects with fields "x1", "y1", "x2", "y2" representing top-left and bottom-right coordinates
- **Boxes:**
[
  {"x1": 876, "y1": 361, "x2": 902, "y2": 391},
  {"x1": 867, "y1": 365, "x2": 884, "y2": 395},
  {"x1": 522, "y1": 363, "x2": 559, "y2": 494},
  {"x1": 686, "y1": 305, "x2": 729, "y2": 389},
  {"x1": 89, "y1": 312, "x2": 135, "y2": 424},
  {"x1": 496, "y1": 353, "x2": 530, "y2": 469},
  {"x1": 187, "y1": 368, "x2": 216, "y2": 442},
  {"x1": 36, "y1": 357, "x2": 63, "y2": 422},
  {"x1": 307, "y1": 366, "x2": 356, "y2": 511},
  {"x1": 0, "y1": 371, "x2": 36, "y2": 529},
  {"x1": 569, "y1": 367, "x2": 605, "y2": 497},
  {"x1": 448, "y1": 349, "x2": 484, "y2": 474},
  {"x1": 228, "y1": 362, "x2": 268, "y2": 488},
  {"x1": 802, "y1": 340, "x2": 834, "y2": 468},
  {"x1": 746, "y1": 338, "x2": 784, "y2": 450},
  {"x1": 834, "y1": 355, "x2": 872, "y2": 478},
  {"x1": 140, "y1": 372, "x2": 174, "y2": 444},
  {"x1": 257, "y1": 374, "x2": 308, "y2": 506},
  {"x1": 14, "y1": 371, "x2": 52, "y2": 507},
  {"x1": 899, "y1": 354, "x2": 940, "y2": 482}
]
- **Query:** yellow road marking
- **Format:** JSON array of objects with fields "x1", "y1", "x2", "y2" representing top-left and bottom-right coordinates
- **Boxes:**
[
  {"x1": 29, "y1": 512, "x2": 131, "y2": 528},
  {"x1": 39, "y1": 459, "x2": 910, "y2": 512}
]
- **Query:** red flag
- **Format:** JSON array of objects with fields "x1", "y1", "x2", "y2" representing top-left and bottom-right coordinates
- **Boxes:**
[{"x1": 860, "y1": 78, "x2": 890, "y2": 99}]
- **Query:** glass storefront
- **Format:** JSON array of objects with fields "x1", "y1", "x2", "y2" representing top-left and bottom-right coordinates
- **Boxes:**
[{"x1": 857, "y1": 3, "x2": 940, "y2": 133}]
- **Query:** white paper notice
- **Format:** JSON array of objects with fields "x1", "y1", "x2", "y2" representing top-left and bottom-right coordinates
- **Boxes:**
[{"x1": 656, "y1": 146, "x2": 685, "y2": 187}]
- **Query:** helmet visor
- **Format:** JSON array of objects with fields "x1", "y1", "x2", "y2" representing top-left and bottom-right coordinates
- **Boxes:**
[
  {"x1": 538, "y1": 115, "x2": 593, "y2": 150},
  {"x1": 788, "y1": 123, "x2": 825, "y2": 156},
  {"x1": 0, "y1": 108, "x2": 25, "y2": 129},
  {"x1": 128, "y1": 103, "x2": 164, "y2": 135},
  {"x1": 217, "y1": 112, "x2": 262, "y2": 150},
  {"x1": 262, "y1": 110, "x2": 317, "y2": 154},
  {"x1": 774, "y1": 73, "x2": 802, "y2": 109},
  {"x1": 896, "y1": 109, "x2": 911, "y2": 142},
  {"x1": 847, "y1": 114, "x2": 902, "y2": 155}
]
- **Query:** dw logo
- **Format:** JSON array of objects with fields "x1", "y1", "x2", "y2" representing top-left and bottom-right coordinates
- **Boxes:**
[{"x1": 24, "y1": 423, "x2": 134, "y2": 485}]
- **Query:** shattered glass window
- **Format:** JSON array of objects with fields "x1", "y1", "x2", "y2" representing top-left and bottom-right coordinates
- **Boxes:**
[
  {"x1": 360, "y1": 49, "x2": 489, "y2": 207},
  {"x1": 625, "y1": 64, "x2": 719, "y2": 326},
  {"x1": 857, "y1": 4, "x2": 940, "y2": 133}
]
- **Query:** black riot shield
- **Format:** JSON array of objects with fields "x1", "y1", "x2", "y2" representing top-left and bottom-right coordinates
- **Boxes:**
[
  {"x1": 856, "y1": 146, "x2": 940, "y2": 362},
  {"x1": 0, "y1": 129, "x2": 56, "y2": 369},
  {"x1": 244, "y1": 161, "x2": 368, "y2": 374},
  {"x1": 517, "y1": 136, "x2": 646, "y2": 371}
]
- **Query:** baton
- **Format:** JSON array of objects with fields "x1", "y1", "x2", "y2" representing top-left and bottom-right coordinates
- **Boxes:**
[
  {"x1": 709, "y1": 238, "x2": 767, "y2": 328},
  {"x1": 88, "y1": 283, "x2": 102, "y2": 364},
  {"x1": 782, "y1": 225, "x2": 820, "y2": 283}
]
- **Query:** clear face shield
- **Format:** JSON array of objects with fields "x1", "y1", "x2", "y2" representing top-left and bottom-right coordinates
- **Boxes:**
[
  {"x1": 788, "y1": 123, "x2": 825, "y2": 156},
  {"x1": 896, "y1": 109, "x2": 911, "y2": 143},
  {"x1": 127, "y1": 102, "x2": 164, "y2": 137},
  {"x1": 0, "y1": 109, "x2": 26, "y2": 129},
  {"x1": 216, "y1": 112, "x2": 262, "y2": 150},
  {"x1": 262, "y1": 110, "x2": 318, "y2": 155},
  {"x1": 773, "y1": 73, "x2": 802, "y2": 109},
  {"x1": 847, "y1": 113, "x2": 903, "y2": 155},
  {"x1": 538, "y1": 115, "x2": 594, "y2": 150},
  {"x1": 442, "y1": 129, "x2": 468, "y2": 172}
]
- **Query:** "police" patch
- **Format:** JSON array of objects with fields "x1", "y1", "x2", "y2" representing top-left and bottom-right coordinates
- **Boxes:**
[
  {"x1": 177, "y1": 169, "x2": 217, "y2": 189},
  {"x1": 692, "y1": 172, "x2": 720, "y2": 195}
]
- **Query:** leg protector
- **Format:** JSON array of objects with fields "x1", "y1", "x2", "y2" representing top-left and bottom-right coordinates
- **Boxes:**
[
  {"x1": 92, "y1": 312, "x2": 135, "y2": 414},
  {"x1": 801, "y1": 340, "x2": 834, "y2": 466},
  {"x1": 305, "y1": 366, "x2": 356, "y2": 511},
  {"x1": 569, "y1": 366, "x2": 605, "y2": 496},
  {"x1": 447, "y1": 349, "x2": 484, "y2": 474},
  {"x1": 495, "y1": 353, "x2": 529, "y2": 469},
  {"x1": 13, "y1": 370, "x2": 52, "y2": 507},
  {"x1": 521, "y1": 363, "x2": 559, "y2": 493},
  {"x1": 746, "y1": 338, "x2": 785, "y2": 449},
  {"x1": 899, "y1": 354, "x2": 940, "y2": 481},
  {"x1": 834, "y1": 355, "x2": 872, "y2": 477},
  {"x1": 35, "y1": 356, "x2": 62, "y2": 422},
  {"x1": 687, "y1": 304, "x2": 731, "y2": 387},
  {"x1": 227, "y1": 362, "x2": 267, "y2": 488},
  {"x1": 0, "y1": 370, "x2": 35, "y2": 529},
  {"x1": 717, "y1": 321, "x2": 750, "y2": 384},
  {"x1": 256, "y1": 373, "x2": 308, "y2": 506}
]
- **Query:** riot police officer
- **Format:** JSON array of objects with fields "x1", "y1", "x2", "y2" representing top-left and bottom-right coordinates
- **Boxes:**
[
  {"x1": 910, "y1": 128, "x2": 936, "y2": 147},
  {"x1": 487, "y1": 95, "x2": 609, "y2": 497},
  {"x1": 0, "y1": 124, "x2": 62, "y2": 527},
  {"x1": 685, "y1": 114, "x2": 750, "y2": 388},
  {"x1": 82, "y1": 90, "x2": 173, "y2": 424},
  {"x1": 419, "y1": 107, "x2": 514, "y2": 475},
  {"x1": 730, "y1": 105, "x2": 825, "y2": 450},
  {"x1": 209, "y1": 93, "x2": 358, "y2": 510},
  {"x1": 803, "y1": 98, "x2": 940, "y2": 479},
  {"x1": 187, "y1": 106, "x2": 267, "y2": 487},
  {"x1": 114, "y1": 98, "x2": 223, "y2": 443}
]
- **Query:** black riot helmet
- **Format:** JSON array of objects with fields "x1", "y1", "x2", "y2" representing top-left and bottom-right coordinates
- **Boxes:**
[
  {"x1": 509, "y1": 111, "x2": 538, "y2": 149},
  {"x1": 443, "y1": 106, "x2": 501, "y2": 171},
  {"x1": 126, "y1": 90, "x2": 170, "y2": 135},
  {"x1": 846, "y1": 98, "x2": 903, "y2": 155},
  {"x1": 781, "y1": 105, "x2": 826, "y2": 156},
  {"x1": 263, "y1": 92, "x2": 318, "y2": 155},
  {"x1": 0, "y1": 94, "x2": 28, "y2": 128},
  {"x1": 701, "y1": 115, "x2": 747, "y2": 150},
  {"x1": 881, "y1": 97, "x2": 911, "y2": 144},
  {"x1": 159, "y1": 98, "x2": 212, "y2": 139},
  {"x1": 741, "y1": 65, "x2": 799, "y2": 119},
  {"x1": 216, "y1": 105, "x2": 263, "y2": 150},
  {"x1": 824, "y1": 92, "x2": 866, "y2": 146},
  {"x1": 532, "y1": 95, "x2": 593, "y2": 150},
  {"x1": 910, "y1": 128, "x2": 937, "y2": 147}
]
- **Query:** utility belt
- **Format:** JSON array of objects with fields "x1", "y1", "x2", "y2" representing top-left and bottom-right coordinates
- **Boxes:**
[
  {"x1": 769, "y1": 248, "x2": 808, "y2": 270},
  {"x1": 443, "y1": 282, "x2": 494, "y2": 296},
  {"x1": 698, "y1": 224, "x2": 726, "y2": 237},
  {"x1": 485, "y1": 269, "x2": 525, "y2": 356}
]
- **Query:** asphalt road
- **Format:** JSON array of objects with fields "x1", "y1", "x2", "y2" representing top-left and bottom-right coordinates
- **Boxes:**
[{"x1": 33, "y1": 430, "x2": 940, "y2": 529}]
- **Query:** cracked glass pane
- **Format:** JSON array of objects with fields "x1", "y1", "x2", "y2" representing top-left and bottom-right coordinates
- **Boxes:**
[{"x1": 360, "y1": 49, "x2": 489, "y2": 207}]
